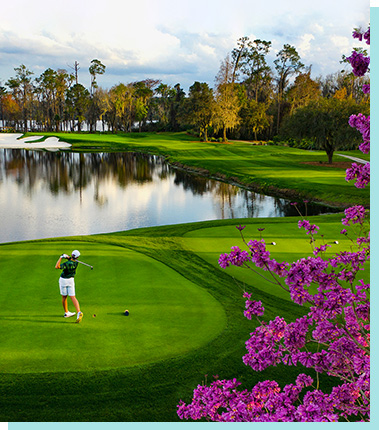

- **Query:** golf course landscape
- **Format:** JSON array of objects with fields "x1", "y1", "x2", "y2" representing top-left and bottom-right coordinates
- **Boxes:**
[
  {"x1": 21, "y1": 131, "x2": 370, "y2": 208},
  {"x1": 0, "y1": 132, "x2": 370, "y2": 421}
]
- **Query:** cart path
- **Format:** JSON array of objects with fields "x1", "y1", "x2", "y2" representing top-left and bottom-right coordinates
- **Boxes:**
[{"x1": 336, "y1": 154, "x2": 369, "y2": 164}]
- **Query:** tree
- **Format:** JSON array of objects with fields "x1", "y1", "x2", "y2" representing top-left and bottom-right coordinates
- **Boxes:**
[
  {"x1": 240, "y1": 39, "x2": 273, "y2": 103},
  {"x1": 87, "y1": 59, "x2": 106, "y2": 131},
  {"x1": 106, "y1": 83, "x2": 136, "y2": 132},
  {"x1": 134, "y1": 98, "x2": 148, "y2": 132},
  {"x1": 107, "y1": 83, "x2": 128, "y2": 132},
  {"x1": 317, "y1": 69, "x2": 369, "y2": 105},
  {"x1": 169, "y1": 83, "x2": 186, "y2": 131},
  {"x1": 94, "y1": 87, "x2": 110, "y2": 132},
  {"x1": 214, "y1": 83, "x2": 241, "y2": 141},
  {"x1": 89, "y1": 59, "x2": 106, "y2": 96},
  {"x1": 154, "y1": 83, "x2": 176, "y2": 129},
  {"x1": 213, "y1": 55, "x2": 241, "y2": 141},
  {"x1": 286, "y1": 70, "x2": 321, "y2": 115},
  {"x1": 6, "y1": 64, "x2": 34, "y2": 132},
  {"x1": 184, "y1": 82, "x2": 215, "y2": 142},
  {"x1": 281, "y1": 97, "x2": 369, "y2": 163},
  {"x1": 86, "y1": 87, "x2": 105, "y2": 133},
  {"x1": 0, "y1": 85, "x2": 8, "y2": 128},
  {"x1": 133, "y1": 80, "x2": 154, "y2": 131},
  {"x1": 65, "y1": 84, "x2": 90, "y2": 132},
  {"x1": 69, "y1": 61, "x2": 80, "y2": 84},
  {"x1": 274, "y1": 45, "x2": 304, "y2": 132},
  {"x1": 55, "y1": 69, "x2": 75, "y2": 131},
  {"x1": 239, "y1": 99, "x2": 272, "y2": 140},
  {"x1": 35, "y1": 68, "x2": 56, "y2": 131},
  {"x1": 1, "y1": 94, "x2": 21, "y2": 127},
  {"x1": 35, "y1": 68, "x2": 73, "y2": 131},
  {"x1": 231, "y1": 36, "x2": 249, "y2": 83}
]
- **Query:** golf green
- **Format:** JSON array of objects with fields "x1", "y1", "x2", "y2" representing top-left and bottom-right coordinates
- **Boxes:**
[
  {"x1": 181, "y1": 215, "x2": 370, "y2": 301},
  {"x1": 0, "y1": 241, "x2": 226, "y2": 373}
]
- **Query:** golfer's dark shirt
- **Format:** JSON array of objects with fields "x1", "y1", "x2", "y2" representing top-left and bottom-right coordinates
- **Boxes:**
[{"x1": 60, "y1": 260, "x2": 78, "y2": 278}]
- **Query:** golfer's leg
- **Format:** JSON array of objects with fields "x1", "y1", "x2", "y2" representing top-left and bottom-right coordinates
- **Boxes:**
[
  {"x1": 69, "y1": 296, "x2": 80, "y2": 313},
  {"x1": 62, "y1": 295, "x2": 68, "y2": 312}
]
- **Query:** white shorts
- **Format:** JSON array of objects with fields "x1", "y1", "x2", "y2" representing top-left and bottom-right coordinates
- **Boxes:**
[{"x1": 59, "y1": 277, "x2": 76, "y2": 296}]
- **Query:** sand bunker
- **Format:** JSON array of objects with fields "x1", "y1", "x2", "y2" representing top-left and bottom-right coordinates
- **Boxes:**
[{"x1": 0, "y1": 133, "x2": 71, "y2": 150}]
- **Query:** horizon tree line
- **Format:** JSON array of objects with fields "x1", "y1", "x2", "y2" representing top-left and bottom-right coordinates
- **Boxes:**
[{"x1": 0, "y1": 35, "x2": 369, "y2": 161}]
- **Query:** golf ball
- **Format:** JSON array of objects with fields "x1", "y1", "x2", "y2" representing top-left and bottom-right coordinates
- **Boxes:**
[{"x1": 124, "y1": 310, "x2": 129, "y2": 316}]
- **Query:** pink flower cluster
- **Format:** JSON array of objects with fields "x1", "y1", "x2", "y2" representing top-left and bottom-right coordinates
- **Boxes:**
[
  {"x1": 353, "y1": 28, "x2": 370, "y2": 45},
  {"x1": 243, "y1": 292, "x2": 264, "y2": 319},
  {"x1": 362, "y1": 84, "x2": 370, "y2": 94},
  {"x1": 347, "y1": 27, "x2": 370, "y2": 189},
  {"x1": 349, "y1": 114, "x2": 370, "y2": 154},
  {"x1": 346, "y1": 51, "x2": 369, "y2": 77},
  {"x1": 341, "y1": 205, "x2": 366, "y2": 226},
  {"x1": 218, "y1": 246, "x2": 250, "y2": 268},
  {"x1": 177, "y1": 371, "x2": 368, "y2": 422},
  {"x1": 345, "y1": 163, "x2": 370, "y2": 188},
  {"x1": 298, "y1": 219, "x2": 319, "y2": 235}
]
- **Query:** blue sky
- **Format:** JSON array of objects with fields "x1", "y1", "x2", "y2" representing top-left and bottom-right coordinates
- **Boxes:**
[{"x1": 0, "y1": 0, "x2": 370, "y2": 92}]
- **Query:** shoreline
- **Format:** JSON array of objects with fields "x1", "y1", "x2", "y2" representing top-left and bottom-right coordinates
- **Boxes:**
[
  {"x1": 2, "y1": 131, "x2": 368, "y2": 209},
  {"x1": 169, "y1": 159, "x2": 351, "y2": 210}
]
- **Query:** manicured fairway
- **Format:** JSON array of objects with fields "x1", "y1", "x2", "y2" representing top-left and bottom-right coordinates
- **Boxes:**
[
  {"x1": 0, "y1": 214, "x2": 369, "y2": 421},
  {"x1": 0, "y1": 241, "x2": 225, "y2": 373}
]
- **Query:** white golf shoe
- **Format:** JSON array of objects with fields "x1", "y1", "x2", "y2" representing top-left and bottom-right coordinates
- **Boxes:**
[
  {"x1": 75, "y1": 311, "x2": 83, "y2": 323},
  {"x1": 64, "y1": 311, "x2": 76, "y2": 318}
]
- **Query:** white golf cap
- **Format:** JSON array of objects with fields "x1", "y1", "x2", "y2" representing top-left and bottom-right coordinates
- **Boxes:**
[{"x1": 71, "y1": 250, "x2": 80, "y2": 258}]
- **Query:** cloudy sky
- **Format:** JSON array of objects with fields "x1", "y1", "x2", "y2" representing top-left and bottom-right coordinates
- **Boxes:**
[{"x1": 0, "y1": 0, "x2": 370, "y2": 92}]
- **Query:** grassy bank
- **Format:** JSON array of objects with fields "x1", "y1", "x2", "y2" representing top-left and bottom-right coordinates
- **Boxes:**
[
  {"x1": 0, "y1": 214, "x2": 367, "y2": 421},
  {"x1": 24, "y1": 131, "x2": 369, "y2": 208}
]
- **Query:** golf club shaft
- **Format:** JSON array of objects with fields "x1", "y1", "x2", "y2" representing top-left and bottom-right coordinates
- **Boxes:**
[
  {"x1": 77, "y1": 260, "x2": 93, "y2": 269},
  {"x1": 61, "y1": 255, "x2": 93, "y2": 269}
]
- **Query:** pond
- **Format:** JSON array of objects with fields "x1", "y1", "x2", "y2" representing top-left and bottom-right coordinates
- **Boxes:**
[{"x1": 0, "y1": 149, "x2": 338, "y2": 243}]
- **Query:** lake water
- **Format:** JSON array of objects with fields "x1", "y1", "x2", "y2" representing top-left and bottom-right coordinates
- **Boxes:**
[{"x1": 0, "y1": 149, "x2": 337, "y2": 243}]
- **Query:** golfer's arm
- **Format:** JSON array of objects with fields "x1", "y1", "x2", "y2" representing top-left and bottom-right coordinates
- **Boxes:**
[{"x1": 55, "y1": 257, "x2": 62, "y2": 269}]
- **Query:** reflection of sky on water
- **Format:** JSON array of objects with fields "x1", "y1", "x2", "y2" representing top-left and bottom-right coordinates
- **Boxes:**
[{"x1": 0, "y1": 150, "x2": 333, "y2": 243}]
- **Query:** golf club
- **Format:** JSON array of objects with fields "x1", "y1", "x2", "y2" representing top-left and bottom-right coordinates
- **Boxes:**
[{"x1": 61, "y1": 255, "x2": 93, "y2": 270}]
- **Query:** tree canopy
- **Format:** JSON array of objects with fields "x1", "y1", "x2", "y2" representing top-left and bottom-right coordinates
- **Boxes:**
[{"x1": 0, "y1": 33, "x2": 369, "y2": 147}]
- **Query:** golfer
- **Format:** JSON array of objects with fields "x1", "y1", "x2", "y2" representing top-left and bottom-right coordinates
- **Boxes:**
[{"x1": 55, "y1": 249, "x2": 83, "y2": 323}]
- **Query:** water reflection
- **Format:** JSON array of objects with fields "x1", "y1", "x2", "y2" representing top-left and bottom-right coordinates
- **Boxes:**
[{"x1": 0, "y1": 149, "x2": 337, "y2": 243}]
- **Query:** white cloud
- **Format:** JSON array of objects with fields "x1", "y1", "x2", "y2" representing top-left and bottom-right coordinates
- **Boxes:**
[
  {"x1": 309, "y1": 23, "x2": 324, "y2": 35},
  {"x1": 0, "y1": 0, "x2": 370, "y2": 90},
  {"x1": 331, "y1": 35, "x2": 352, "y2": 51},
  {"x1": 298, "y1": 34, "x2": 316, "y2": 56}
]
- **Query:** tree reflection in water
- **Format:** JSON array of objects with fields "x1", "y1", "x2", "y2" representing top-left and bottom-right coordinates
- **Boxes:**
[{"x1": 0, "y1": 149, "x2": 339, "y2": 243}]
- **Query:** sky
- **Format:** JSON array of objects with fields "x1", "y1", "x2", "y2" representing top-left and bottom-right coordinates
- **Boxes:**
[{"x1": 0, "y1": 0, "x2": 370, "y2": 92}]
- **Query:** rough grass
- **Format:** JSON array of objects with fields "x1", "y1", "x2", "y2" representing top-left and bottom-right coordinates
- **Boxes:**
[{"x1": 0, "y1": 214, "x2": 367, "y2": 422}]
